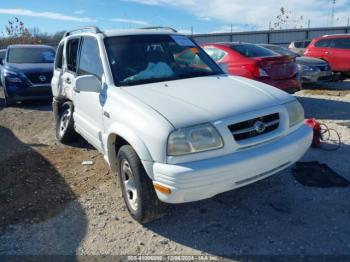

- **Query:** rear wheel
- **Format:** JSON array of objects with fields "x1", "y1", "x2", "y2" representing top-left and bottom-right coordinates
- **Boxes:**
[
  {"x1": 117, "y1": 145, "x2": 166, "y2": 224},
  {"x1": 56, "y1": 101, "x2": 79, "y2": 143}
]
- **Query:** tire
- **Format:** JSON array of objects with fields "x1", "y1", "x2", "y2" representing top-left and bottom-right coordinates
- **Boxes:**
[
  {"x1": 342, "y1": 72, "x2": 350, "y2": 79},
  {"x1": 3, "y1": 87, "x2": 14, "y2": 107},
  {"x1": 117, "y1": 145, "x2": 166, "y2": 223},
  {"x1": 56, "y1": 101, "x2": 79, "y2": 143}
]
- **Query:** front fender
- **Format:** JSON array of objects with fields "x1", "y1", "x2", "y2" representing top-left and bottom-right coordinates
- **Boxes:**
[{"x1": 104, "y1": 123, "x2": 154, "y2": 175}]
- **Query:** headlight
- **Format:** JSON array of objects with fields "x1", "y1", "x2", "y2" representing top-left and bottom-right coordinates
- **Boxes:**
[
  {"x1": 167, "y1": 123, "x2": 223, "y2": 156},
  {"x1": 297, "y1": 64, "x2": 318, "y2": 72},
  {"x1": 284, "y1": 101, "x2": 304, "y2": 127},
  {"x1": 3, "y1": 70, "x2": 22, "y2": 83}
]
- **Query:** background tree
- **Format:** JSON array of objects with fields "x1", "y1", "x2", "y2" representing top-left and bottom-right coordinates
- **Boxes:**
[{"x1": 272, "y1": 7, "x2": 305, "y2": 30}]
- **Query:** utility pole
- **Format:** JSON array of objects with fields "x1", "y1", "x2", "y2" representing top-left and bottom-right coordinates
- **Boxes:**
[
  {"x1": 308, "y1": 19, "x2": 311, "y2": 28},
  {"x1": 190, "y1": 26, "x2": 193, "y2": 35},
  {"x1": 230, "y1": 24, "x2": 233, "y2": 33},
  {"x1": 331, "y1": 0, "x2": 336, "y2": 26},
  {"x1": 347, "y1": 17, "x2": 350, "y2": 27}
]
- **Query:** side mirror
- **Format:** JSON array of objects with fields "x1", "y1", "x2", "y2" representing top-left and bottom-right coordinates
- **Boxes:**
[
  {"x1": 74, "y1": 75, "x2": 101, "y2": 93},
  {"x1": 218, "y1": 62, "x2": 228, "y2": 73},
  {"x1": 0, "y1": 58, "x2": 3, "y2": 66}
]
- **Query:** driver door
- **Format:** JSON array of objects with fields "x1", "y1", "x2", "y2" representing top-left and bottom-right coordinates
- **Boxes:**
[{"x1": 72, "y1": 36, "x2": 105, "y2": 151}]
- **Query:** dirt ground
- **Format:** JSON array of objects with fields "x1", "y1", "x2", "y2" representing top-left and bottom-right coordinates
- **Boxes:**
[{"x1": 0, "y1": 81, "x2": 349, "y2": 258}]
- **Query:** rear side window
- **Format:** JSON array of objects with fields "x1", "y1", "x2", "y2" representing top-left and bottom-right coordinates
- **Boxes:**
[
  {"x1": 315, "y1": 39, "x2": 331, "y2": 48},
  {"x1": 66, "y1": 38, "x2": 80, "y2": 72},
  {"x1": 55, "y1": 44, "x2": 64, "y2": 69},
  {"x1": 78, "y1": 37, "x2": 104, "y2": 80},
  {"x1": 231, "y1": 44, "x2": 278, "y2": 58},
  {"x1": 204, "y1": 47, "x2": 227, "y2": 61},
  {"x1": 331, "y1": 38, "x2": 350, "y2": 49}
]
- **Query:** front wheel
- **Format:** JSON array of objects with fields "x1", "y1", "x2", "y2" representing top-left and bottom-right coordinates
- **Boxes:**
[
  {"x1": 56, "y1": 101, "x2": 79, "y2": 143},
  {"x1": 3, "y1": 87, "x2": 14, "y2": 107},
  {"x1": 117, "y1": 145, "x2": 166, "y2": 224}
]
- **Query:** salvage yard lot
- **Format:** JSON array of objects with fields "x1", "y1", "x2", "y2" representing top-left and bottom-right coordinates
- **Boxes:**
[{"x1": 0, "y1": 82, "x2": 349, "y2": 257}]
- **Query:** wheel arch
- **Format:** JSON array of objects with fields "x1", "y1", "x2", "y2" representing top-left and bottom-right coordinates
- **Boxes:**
[{"x1": 106, "y1": 124, "x2": 154, "y2": 177}]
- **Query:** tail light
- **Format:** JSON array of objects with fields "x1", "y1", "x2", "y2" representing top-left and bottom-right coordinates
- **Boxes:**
[{"x1": 242, "y1": 64, "x2": 269, "y2": 79}]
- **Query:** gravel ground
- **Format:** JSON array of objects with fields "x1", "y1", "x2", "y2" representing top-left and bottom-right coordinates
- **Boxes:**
[{"x1": 0, "y1": 81, "x2": 349, "y2": 258}]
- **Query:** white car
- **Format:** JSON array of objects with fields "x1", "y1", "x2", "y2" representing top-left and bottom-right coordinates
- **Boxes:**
[{"x1": 52, "y1": 26, "x2": 312, "y2": 223}]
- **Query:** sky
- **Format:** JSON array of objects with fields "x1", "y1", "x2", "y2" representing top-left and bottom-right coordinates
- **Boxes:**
[{"x1": 0, "y1": 0, "x2": 349, "y2": 35}]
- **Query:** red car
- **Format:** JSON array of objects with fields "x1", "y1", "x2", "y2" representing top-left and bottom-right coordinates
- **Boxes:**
[
  {"x1": 202, "y1": 43, "x2": 300, "y2": 93},
  {"x1": 304, "y1": 34, "x2": 350, "y2": 77}
]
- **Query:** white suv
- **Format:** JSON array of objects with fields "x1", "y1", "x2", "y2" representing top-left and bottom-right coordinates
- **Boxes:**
[{"x1": 52, "y1": 26, "x2": 312, "y2": 223}]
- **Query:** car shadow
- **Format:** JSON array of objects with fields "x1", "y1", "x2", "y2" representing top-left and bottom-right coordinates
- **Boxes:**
[
  {"x1": 0, "y1": 88, "x2": 52, "y2": 112},
  {"x1": 0, "y1": 126, "x2": 87, "y2": 255},
  {"x1": 146, "y1": 143, "x2": 350, "y2": 257},
  {"x1": 296, "y1": 96, "x2": 350, "y2": 120},
  {"x1": 313, "y1": 80, "x2": 350, "y2": 90}
]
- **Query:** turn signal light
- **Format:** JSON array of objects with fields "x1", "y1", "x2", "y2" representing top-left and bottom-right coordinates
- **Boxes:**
[{"x1": 154, "y1": 183, "x2": 172, "y2": 195}]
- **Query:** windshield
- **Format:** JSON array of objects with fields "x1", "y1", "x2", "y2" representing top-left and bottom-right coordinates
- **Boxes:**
[
  {"x1": 262, "y1": 45, "x2": 299, "y2": 57},
  {"x1": 104, "y1": 34, "x2": 223, "y2": 86},
  {"x1": 7, "y1": 47, "x2": 55, "y2": 64},
  {"x1": 231, "y1": 44, "x2": 279, "y2": 58}
]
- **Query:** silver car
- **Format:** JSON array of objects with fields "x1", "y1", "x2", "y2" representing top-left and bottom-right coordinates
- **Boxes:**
[{"x1": 260, "y1": 44, "x2": 332, "y2": 83}]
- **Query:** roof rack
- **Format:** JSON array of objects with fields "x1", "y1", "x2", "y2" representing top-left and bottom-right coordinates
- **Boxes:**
[
  {"x1": 139, "y1": 26, "x2": 178, "y2": 33},
  {"x1": 63, "y1": 26, "x2": 103, "y2": 37}
]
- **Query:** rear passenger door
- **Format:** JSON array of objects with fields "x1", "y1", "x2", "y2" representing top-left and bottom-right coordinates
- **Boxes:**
[
  {"x1": 62, "y1": 37, "x2": 80, "y2": 100},
  {"x1": 51, "y1": 42, "x2": 64, "y2": 97},
  {"x1": 72, "y1": 36, "x2": 105, "y2": 151}
]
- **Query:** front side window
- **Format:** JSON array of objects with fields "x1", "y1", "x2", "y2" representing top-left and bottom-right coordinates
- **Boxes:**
[
  {"x1": 78, "y1": 37, "x2": 103, "y2": 79},
  {"x1": 104, "y1": 34, "x2": 222, "y2": 86},
  {"x1": 7, "y1": 47, "x2": 55, "y2": 64},
  {"x1": 66, "y1": 38, "x2": 80, "y2": 72},
  {"x1": 0, "y1": 50, "x2": 5, "y2": 60},
  {"x1": 231, "y1": 44, "x2": 279, "y2": 58},
  {"x1": 315, "y1": 39, "x2": 331, "y2": 48},
  {"x1": 331, "y1": 38, "x2": 350, "y2": 49},
  {"x1": 203, "y1": 47, "x2": 227, "y2": 61}
]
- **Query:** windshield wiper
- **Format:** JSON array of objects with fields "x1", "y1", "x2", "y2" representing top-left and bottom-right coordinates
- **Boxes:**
[
  {"x1": 119, "y1": 76, "x2": 180, "y2": 86},
  {"x1": 178, "y1": 71, "x2": 220, "y2": 79}
]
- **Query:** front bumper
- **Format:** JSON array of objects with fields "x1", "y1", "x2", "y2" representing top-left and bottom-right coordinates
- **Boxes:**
[
  {"x1": 5, "y1": 81, "x2": 52, "y2": 101},
  {"x1": 301, "y1": 70, "x2": 333, "y2": 83},
  {"x1": 152, "y1": 124, "x2": 312, "y2": 204}
]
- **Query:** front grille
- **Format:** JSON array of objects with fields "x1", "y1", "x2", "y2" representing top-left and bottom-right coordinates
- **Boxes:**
[
  {"x1": 228, "y1": 113, "x2": 280, "y2": 141},
  {"x1": 25, "y1": 72, "x2": 53, "y2": 84}
]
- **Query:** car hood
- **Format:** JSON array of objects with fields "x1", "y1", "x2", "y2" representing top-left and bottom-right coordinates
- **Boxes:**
[
  {"x1": 5, "y1": 63, "x2": 53, "y2": 74},
  {"x1": 123, "y1": 75, "x2": 293, "y2": 128},
  {"x1": 296, "y1": 56, "x2": 327, "y2": 65}
]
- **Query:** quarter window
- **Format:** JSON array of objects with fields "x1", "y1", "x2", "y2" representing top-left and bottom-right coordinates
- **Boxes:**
[
  {"x1": 66, "y1": 38, "x2": 80, "y2": 72},
  {"x1": 78, "y1": 37, "x2": 103, "y2": 79},
  {"x1": 55, "y1": 43, "x2": 64, "y2": 69}
]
